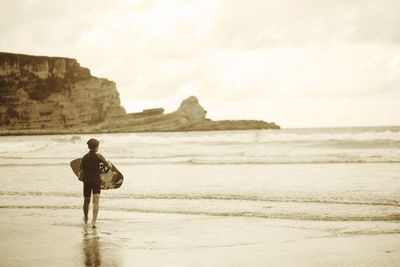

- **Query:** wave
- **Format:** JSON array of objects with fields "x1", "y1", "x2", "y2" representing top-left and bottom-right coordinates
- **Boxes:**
[
  {"x1": 92, "y1": 131, "x2": 400, "y2": 147},
  {"x1": 2, "y1": 127, "x2": 400, "y2": 147},
  {"x1": 0, "y1": 158, "x2": 399, "y2": 167},
  {"x1": 2, "y1": 191, "x2": 399, "y2": 206},
  {"x1": 2, "y1": 188, "x2": 399, "y2": 222},
  {"x1": 1, "y1": 127, "x2": 399, "y2": 165},
  {"x1": 0, "y1": 163, "x2": 68, "y2": 167},
  {"x1": 308, "y1": 139, "x2": 400, "y2": 149},
  {"x1": 1, "y1": 204, "x2": 399, "y2": 222},
  {"x1": 174, "y1": 159, "x2": 400, "y2": 165}
]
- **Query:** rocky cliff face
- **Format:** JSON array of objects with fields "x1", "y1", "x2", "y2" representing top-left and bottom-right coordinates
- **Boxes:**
[
  {"x1": 0, "y1": 52, "x2": 279, "y2": 134},
  {"x1": 0, "y1": 52, "x2": 125, "y2": 130}
]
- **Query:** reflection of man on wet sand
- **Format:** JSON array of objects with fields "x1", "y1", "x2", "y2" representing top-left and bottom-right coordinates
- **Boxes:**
[
  {"x1": 82, "y1": 228, "x2": 101, "y2": 266},
  {"x1": 82, "y1": 228, "x2": 121, "y2": 267}
]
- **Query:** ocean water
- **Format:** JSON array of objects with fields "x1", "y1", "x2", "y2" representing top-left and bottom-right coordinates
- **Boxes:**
[{"x1": 0, "y1": 126, "x2": 399, "y2": 229}]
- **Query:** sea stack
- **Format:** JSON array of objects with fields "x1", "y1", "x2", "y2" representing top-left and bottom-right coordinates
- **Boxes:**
[{"x1": 0, "y1": 52, "x2": 280, "y2": 134}]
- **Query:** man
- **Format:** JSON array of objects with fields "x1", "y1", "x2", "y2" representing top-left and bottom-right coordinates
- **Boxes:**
[{"x1": 79, "y1": 138, "x2": 111, "y2": 228}]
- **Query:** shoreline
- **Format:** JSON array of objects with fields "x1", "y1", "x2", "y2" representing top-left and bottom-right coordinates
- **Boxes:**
[
  {"x1": 0, "y1": 127, "x2": 281, "y2": 137},
  {"x1": 1, "y1": 124, "x2": 399, "y2": 137}
]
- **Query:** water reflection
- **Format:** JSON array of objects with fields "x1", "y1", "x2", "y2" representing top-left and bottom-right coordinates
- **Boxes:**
[{"x1": 82, "y1": 226, "x2": 101, "y2": 267}]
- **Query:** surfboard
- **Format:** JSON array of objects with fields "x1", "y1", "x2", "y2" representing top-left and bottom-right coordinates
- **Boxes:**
[{"x1": 70, "y1": 158, "x2": 124, "y2": 190}]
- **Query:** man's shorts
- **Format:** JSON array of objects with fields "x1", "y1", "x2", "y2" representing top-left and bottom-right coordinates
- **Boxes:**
[{"x1": 83, "y1": 179, "x2": 101, "y2": 198}]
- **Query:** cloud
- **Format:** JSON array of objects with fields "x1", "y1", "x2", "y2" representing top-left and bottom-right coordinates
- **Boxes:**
[{"x1": 212, "y1": 0, "x2": 400, "y2": 48}]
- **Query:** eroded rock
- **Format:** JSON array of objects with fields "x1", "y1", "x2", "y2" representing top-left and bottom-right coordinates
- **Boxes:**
[{"x1": 0, "y1": 52, "x2": 125, "y2": 130}]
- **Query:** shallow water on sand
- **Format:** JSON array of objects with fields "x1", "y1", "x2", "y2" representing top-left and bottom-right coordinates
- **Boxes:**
[
  {"x1": 0, "y1": 128, "x2": 399, "y2": 233},
  {"x1": 0, "y1": 163, "x2": 399, "y2": 225}
]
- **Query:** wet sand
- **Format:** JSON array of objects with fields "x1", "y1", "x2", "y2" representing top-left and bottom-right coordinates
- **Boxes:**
[{"x1": 1, "y1": 208, "x2": 399, "y2": 267}]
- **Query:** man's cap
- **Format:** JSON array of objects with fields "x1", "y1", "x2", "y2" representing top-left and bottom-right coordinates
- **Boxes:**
[{"x1": 87, "y1": 138, "x2": 99, "y2": 148}]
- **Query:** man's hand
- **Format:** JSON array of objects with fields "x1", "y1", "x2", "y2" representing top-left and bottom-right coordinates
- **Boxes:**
[
  {"x1": 107, "y1": 161, "x2": 113, "y2": 170},
  {"x1": 78, "y1": 171, "x2": 84, "y2": 181}
]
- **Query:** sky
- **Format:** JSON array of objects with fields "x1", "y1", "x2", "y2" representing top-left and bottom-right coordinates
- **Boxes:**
[{"x1": 1, "y1": 0, "x2": 399, "y2": 128}]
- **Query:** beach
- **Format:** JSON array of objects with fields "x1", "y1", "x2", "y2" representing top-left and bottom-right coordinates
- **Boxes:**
[
  {"x1": 1, "y1": 208, "x2": 400, "y2": 267},
  {"x1": 1, "y1": 127, "x2": 399, "y2": 266}
]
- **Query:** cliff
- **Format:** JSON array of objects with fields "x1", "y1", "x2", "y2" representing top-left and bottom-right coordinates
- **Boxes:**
[
  {"x1": 0, "y1": 52, "x2": 279, "y2": 135},
  {"x1": 0, "y1": 52, "x2": 125, "y2": 130}
]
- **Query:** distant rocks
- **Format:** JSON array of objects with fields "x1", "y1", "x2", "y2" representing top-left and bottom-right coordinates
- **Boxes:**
[
  {"x1": 0, "y1": 52, "x2": 279, "y2": 135},
  {"x1": 96, "y1": 95, "x2": 279, "y2": 133},
  {"x1": 176, "y1": 96, "x2": 207, "y2": 124}
]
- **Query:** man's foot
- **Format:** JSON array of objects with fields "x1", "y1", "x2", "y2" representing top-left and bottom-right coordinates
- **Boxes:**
[
  {"x1": 92, "y1": 221, "x2": 97, "y2": 228},
  {"x1": 83, "y1": 216, "x2": 88, "y2": 224}
]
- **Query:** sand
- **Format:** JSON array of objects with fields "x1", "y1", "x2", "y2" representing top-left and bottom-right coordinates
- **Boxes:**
[{"x1": 1, "y1": 208, "x2": 399, "y2": 267}]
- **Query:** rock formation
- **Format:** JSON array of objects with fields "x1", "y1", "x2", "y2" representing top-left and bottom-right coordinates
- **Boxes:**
[
  {"x1": 0, "y1": 52, "x2": 279, "y2": 135},
  {"x1": 0, "y1": 52, "x2": 125, "y2": 131}
]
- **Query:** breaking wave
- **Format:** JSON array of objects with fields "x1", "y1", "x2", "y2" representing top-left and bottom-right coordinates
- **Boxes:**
[
  {"x1": 0, "y1": 126, "x2": 399, "y2": 165},
  {"x1": 1, "y1": 190, "x2": 399, "y2": 222}
]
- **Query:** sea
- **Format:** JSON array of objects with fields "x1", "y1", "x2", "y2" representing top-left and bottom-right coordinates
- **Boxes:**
[{"x1": 0, "y1": 126, "x2": 399, "y2": 230}]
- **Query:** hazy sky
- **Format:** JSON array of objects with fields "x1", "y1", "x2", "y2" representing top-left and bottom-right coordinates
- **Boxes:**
[{"x1": 1, "y1": 0, "x2": 399, "y2": 127}]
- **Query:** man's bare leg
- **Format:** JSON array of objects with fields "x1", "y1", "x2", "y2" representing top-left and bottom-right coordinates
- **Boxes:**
[
  {"x1": 92, "y1": 194, "x2": 100, "y2": 228},
  {"x1": 83, "y1": 197, "x2": 90, "y2": 223}
]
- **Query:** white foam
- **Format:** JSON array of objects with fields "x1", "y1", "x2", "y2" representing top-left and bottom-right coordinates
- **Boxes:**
[{"x1": 0, "y1": 127, "x2": 399, "y2": 164}]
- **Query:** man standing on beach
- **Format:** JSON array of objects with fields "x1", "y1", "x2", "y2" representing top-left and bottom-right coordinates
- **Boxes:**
[{"x1": 79, "y1": 138, "x2": 111, "y2": 228}]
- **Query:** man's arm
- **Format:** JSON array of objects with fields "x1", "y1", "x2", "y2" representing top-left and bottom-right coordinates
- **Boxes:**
[
  {"x1": 79, "y1": 158, "x2": 84, "y2": 181},
  {"x1": 97, "y1": 153, "x2": 112, "y2": 169}
]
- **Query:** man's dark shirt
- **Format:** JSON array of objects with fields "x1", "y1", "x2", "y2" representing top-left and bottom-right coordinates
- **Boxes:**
[{"x1": 80, "y1": 151, "x2": 108, "y2": 182}]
